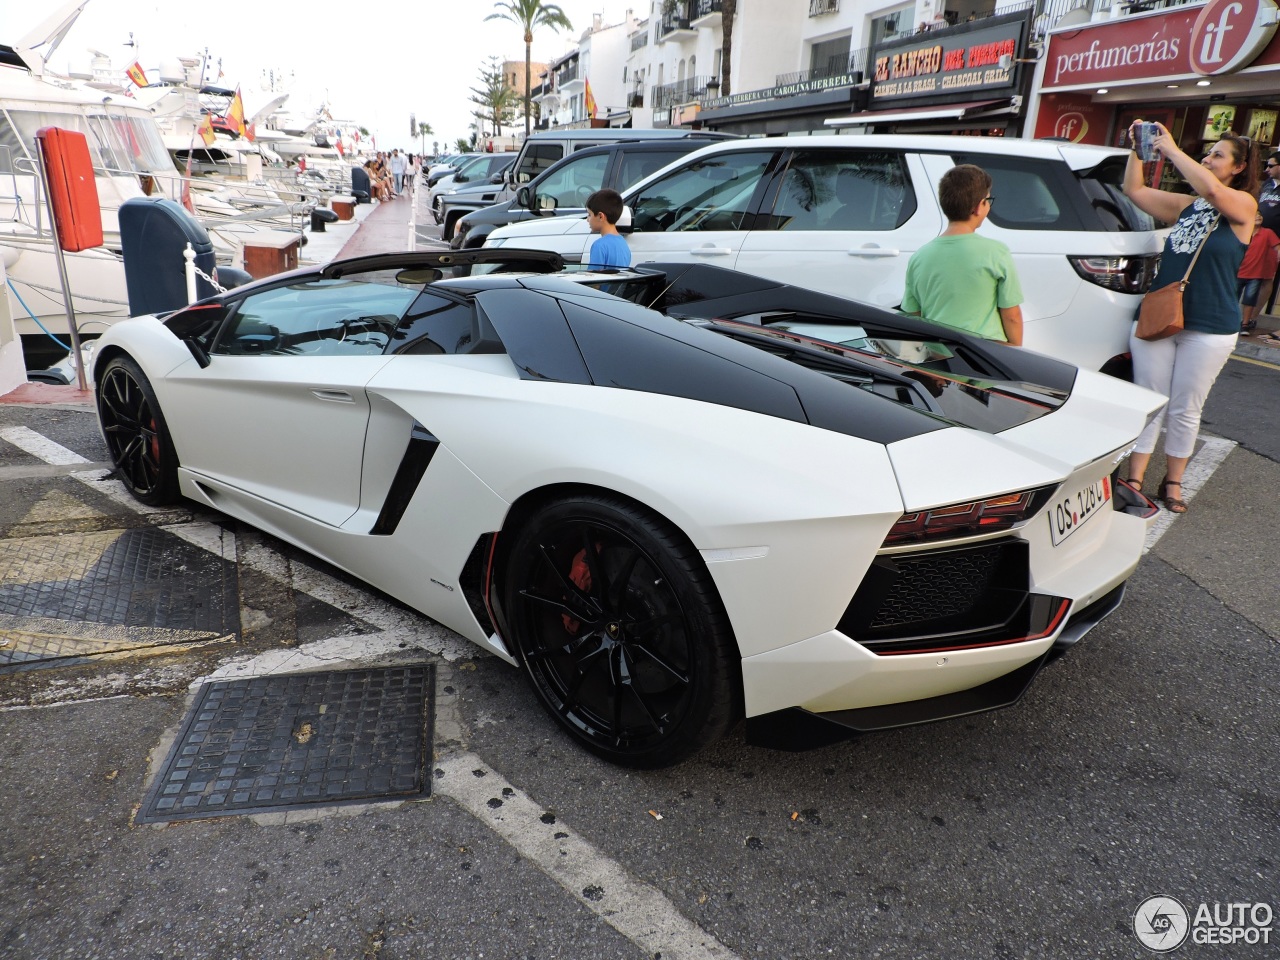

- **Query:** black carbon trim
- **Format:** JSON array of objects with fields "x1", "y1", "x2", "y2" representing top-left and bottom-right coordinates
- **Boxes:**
[
  {"x1": 459, "y1": 533, "x2": 497, "y2": 636},
  {"x1": 370, "y1": 423, "x2": 440, "y2": 536}
]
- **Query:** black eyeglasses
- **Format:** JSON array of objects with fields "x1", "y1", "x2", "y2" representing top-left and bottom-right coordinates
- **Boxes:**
[{"x1": 983, "y1": 195, "x2": 995, "y2": 204}]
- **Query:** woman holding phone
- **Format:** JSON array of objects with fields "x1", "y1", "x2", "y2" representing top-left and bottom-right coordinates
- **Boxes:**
[{"x1": 1120, "y1": 122, "x2": 1258, "y2": 513}]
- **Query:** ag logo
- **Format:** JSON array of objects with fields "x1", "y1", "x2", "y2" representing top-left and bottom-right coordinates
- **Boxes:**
[
  {"x1": 1134, "y1": 896, "x2": 1190, "y2": 952},
  {"x1": 1190, "y1": 0, "x2": 1280, "y2": 75}
]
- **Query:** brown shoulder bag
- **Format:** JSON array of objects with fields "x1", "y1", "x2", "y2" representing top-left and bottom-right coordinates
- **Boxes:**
[{"x1": 1136, "y1": 213, "x2": 1219, "y2": 341}]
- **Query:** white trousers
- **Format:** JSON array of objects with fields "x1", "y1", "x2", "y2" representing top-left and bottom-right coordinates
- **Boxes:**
[{"x1": 1130, "y1": 326, "x2": 1237, "y2": 458}]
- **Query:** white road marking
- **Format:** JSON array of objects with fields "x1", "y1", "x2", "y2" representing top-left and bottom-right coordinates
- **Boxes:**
[
  {"x1": 436, "y1": 753, "x2": 742, "y2": 960},
  {"x1": 1142, "y1": 435, "x2": 1236, "y2": 555},
  {"x1": 1, "y1": 425, "x2": 91, "y2": 465}
]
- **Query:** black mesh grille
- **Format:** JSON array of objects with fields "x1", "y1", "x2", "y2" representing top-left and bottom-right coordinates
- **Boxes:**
[
  {"x1": 869, "y1": 543, "x2": 1006, "y2": 628},
  {"x1": 838, "y1": 540, "x2": 1033, "y2": 654}
]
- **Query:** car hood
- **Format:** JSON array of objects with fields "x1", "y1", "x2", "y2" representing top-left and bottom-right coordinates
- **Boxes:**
[{"x1": 489, "y1": 215, "x2": 590, "y2": 242}]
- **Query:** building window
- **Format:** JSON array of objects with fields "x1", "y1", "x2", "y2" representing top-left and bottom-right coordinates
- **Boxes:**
[
  {"x1": 810, "y1": 34, "x2": 851, "y2": 78},
  {"x1": 870, "y1": 6, "x2": 911, "y2": 45}
]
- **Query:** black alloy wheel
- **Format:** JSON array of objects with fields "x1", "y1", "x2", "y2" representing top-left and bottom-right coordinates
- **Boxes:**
[
  {"x1": 504, "y1": 494, "x2": 738, "y2": 768},
  {"x1": 432, "y1": 196, "x2": 444, "y2": 225},
  {"x1": 97, "y1": 355, "x2": 180, "y2": 505}
]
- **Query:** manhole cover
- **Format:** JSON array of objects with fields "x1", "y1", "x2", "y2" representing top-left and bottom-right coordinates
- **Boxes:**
[
  {"x1": 136, "y1": 665, "x2": 434, "y2": 824},
  {"x1": 0, "y1": 527, "x2": 238, "y2": 671}
]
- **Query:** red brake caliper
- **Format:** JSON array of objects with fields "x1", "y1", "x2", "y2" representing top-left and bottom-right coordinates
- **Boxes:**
[{"x1": 561, "y1": 546, "x2": 595, "y2": 634}]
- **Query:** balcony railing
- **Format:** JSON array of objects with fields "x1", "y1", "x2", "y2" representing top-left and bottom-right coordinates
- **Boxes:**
[
  {"x1": 694, "y1": 0, "x2": 723, "y2": 19},
  {"x1": 775, "y1": 47, "x2": 869, "y2": 87},
  {"x1": 554, "y1": 64, "x2": 579, "y2": 86},
  {"x1": 659, "y1": 1, "x2": 695, "y2": 37},
  {"x1": 652, "y1": 74, "x2": 714, "y2": 109},
  {"x1": 809, "y1": 0, "x2": 839, "y2": 14}
]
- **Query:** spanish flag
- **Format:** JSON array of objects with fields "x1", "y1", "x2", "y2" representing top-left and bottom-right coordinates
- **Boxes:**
[
  {"x1": 197, "y1": 113, "x2": 216, "y2": 147},
  {"x1": 584, "y1": 77, "x2": 597, "y2": 120},
  {"x1": 228, "y1": 87, "x2": 249, "y2": 139},
  {"x1": 125, "y1": 61, "x2": 148, "y2": 87}
]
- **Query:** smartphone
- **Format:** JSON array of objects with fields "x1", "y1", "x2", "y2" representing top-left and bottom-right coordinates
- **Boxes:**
[{"x1": 1133, "y1": 122, "x2": 1160, "y2": 161}]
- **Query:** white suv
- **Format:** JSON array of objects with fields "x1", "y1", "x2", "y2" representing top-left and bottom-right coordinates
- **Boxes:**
[{"x1": 483, "y1": 135, "x2": 1162, "y2": 375}]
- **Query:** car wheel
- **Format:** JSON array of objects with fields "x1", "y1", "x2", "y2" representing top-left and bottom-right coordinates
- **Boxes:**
[
  {"x1": 97, "y1": 355, "x2": 181, "y2": 506},
  {"x1": 432, "y1": 196, "x2": 443, "y2": 225},
  {"x1": 503, "y1": 494, "x2": 738, "y2": 767}
]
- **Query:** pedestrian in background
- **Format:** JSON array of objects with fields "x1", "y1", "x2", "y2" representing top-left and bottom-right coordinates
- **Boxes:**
[
  {"x1": 1120, "y1": 122, "x2": 1257, "y2": 514},
  {"x1": 901, "y1": 164, "x2": 1023, "y2": 345},
  {"x1": 1255, "y1": 151, "x2": 1280, "y2": 316},
  {"x1": 585, "y1": 189, "x2": 631, "y2": 269},
  {"x1": 1239, "y1": 211, "x2": 1279, "y2": 332}
]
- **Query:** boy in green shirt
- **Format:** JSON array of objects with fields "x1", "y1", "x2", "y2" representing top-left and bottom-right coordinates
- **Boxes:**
[{"x1": 901, "y1": 164, "x2": 1024, "y2": 345}]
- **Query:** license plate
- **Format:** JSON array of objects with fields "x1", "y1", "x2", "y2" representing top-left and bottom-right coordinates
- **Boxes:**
[{"x1": 1048, "y1": 476, "x2": 1111, "y2": 546}]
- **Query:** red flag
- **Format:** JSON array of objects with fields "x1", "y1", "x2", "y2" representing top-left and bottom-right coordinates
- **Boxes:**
[
  {"x1": 584, "y1": 78, "x2": 597, "y2": 120},
  {"x1": 298, "y1": 155, "x2": 306, "y2": 172},
  {"x1": 334, "y1": 138, "x2": 344, "y2": 157},
  {"x1": 125, "y1": 60, "x2": 148, "y2": 87}
]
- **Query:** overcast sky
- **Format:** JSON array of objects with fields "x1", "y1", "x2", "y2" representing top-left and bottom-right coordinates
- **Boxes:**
[{"x1": 3, "y1": 0, "x2": 635, "y2": 151}]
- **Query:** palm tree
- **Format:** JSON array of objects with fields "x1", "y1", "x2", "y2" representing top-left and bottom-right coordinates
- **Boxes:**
[
  {"x1": 720, "y1": 0, "x2": 736, "y2": 97},
  {"x1": 418, "y1": 121, "x2": 433, "y2": 156},
  {"x1": 485, "y1": 0, "x2": 573, "y2": 138},
  {"x1": 469, "y1": 56, "x2": 520, "y2": 139}
]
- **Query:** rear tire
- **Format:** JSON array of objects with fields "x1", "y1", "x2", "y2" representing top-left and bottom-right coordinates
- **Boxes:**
[
  {"x1": 503, "y1": 494, "x2": 738, "y2": 768},
  {"x1": 97, "y1": 355, "x2": 181, "y2": 505}
]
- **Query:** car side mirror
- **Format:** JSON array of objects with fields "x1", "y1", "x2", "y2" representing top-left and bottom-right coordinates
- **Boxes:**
[
  {"x1": 537, "y1": 195, "x2": 557, "y2": 212},
  {"x1": 489, "y1": 173, "x2": 505, "y2": 183},
  {"x1": 516, "y1": 186, "x2": 531, "y2": 208},
  {"x1": 617, "y1": 205, "x2": 633, "y2": 234}
]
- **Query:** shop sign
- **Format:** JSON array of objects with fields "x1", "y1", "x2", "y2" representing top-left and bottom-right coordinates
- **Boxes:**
[
  {"x1": 1044, "y1": 0, "x2": 1280, "y2": 88},
  {"x1": 1190, "y1": 0, "x2": 1280, "y2": 75},
  {"x1": 1032, "y1": 93, "x2": 1112, "y2": 145},
  {"x1": 701, "y1": 73, "x2": 860, "y2": 110},
  {"x1": 871, "y1": 20, "x2": 1024, "y2": 102}
]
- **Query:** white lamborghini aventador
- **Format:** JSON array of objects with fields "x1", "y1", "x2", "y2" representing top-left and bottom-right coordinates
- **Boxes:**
[{"x1": 92, "y1": 250, "x2": 1164, "y2": 766}]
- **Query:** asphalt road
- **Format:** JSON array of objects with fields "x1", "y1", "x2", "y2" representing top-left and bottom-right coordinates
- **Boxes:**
[{"x1": 0, "y1": 346, "x2": 1277, "y2": 959}]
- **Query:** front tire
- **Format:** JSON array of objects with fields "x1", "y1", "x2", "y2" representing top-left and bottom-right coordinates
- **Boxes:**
[
  {"x1": 432, "y1": 196, "x2": 443, "y2": 224},
  {"x1": 97, "y1": 355, "x2": 180, "y2": 505},
  {"x1": 503, "y1": 494, "x2": 738, "y2": 768}
]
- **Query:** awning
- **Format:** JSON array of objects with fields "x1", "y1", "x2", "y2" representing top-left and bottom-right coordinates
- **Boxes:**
[{"x1": 824, "y1": 99, "x2": 1011, "y2": 127}]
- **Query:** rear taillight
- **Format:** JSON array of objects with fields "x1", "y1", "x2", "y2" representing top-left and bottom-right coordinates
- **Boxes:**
[
  {"x1": 1068, "y1": 254, "x2": 1161, "y2": 294},
  {"x1": 884, "y1": 486, "x2": 1056, "y2": 546},
  {"x1": 1064, "y1": 256, "x2": 1167, "y2": 296}
]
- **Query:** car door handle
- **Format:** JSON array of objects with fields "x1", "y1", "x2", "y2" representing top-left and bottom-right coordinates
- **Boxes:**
[
  {"x1": 690, "y1": 246, "x2": 734, "y2": 257},
  {"x1": 311, "y1": 389, "x2": 355, "y2": 403},
  {"x1": 847, "y1": 246, "x2": 901, "y2": 258}
]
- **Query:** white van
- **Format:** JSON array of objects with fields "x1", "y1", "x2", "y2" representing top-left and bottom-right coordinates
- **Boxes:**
[{"x1": 484, "y1": 135, "x2": 1163, "y2": 375}]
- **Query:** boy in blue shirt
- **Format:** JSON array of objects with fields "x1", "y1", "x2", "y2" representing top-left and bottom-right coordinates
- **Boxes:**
[{"x1": 586, "y1": 189, "x2": 631, "y2": 269}]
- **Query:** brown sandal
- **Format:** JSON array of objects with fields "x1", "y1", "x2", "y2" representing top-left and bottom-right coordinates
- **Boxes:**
[{"x1": 1158, "y1": 477, "x2": 1187, "y2": 514}]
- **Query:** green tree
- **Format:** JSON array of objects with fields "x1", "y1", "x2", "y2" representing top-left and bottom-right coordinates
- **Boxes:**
[
  {"x1": 469, "y1": 56, "x2": 520, "y2": 139},
  {"x1": 454, "y1": 137, "x2": 471, "y2": 153},
  {"x1": 484, "y1": 0, "x2": 573, "y2": 138},
  {"x1": 418, "y1": 120, "x2": 433, "y2": 155}
]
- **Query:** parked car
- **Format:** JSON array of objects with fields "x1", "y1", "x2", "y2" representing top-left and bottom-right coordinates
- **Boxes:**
[
  {"x1": 91, "y1": 249, "x2": 1162, "y2": 766},
  {"x1": 428, "y1": 153, "x2": 516, "y2": 224},
  {"x1": 484, "y1": 135, "x2": 1163, "y2": 376},
  {"x1": 425, "y1": 153, "x2": 478, "y2": 188},
  {"x1": 438, "y1": 128, "x2": 737, "y2": 241},
  {"x1": 450, "y1": 137, "x2": 728, "y2": 250}
]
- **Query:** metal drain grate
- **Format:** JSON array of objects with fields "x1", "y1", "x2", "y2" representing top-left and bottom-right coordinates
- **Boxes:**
[
  {"x1": 0, "y1": 527, "x2": 239, "y2": 670},
  {"x1": 136, "y1": 665, "x2": 434, "y2": 824}
]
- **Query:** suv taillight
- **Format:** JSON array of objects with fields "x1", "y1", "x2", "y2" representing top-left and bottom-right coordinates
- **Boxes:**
[{"x1": 1068, "y1": 254, "x2": 1161, "y2": 294}]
